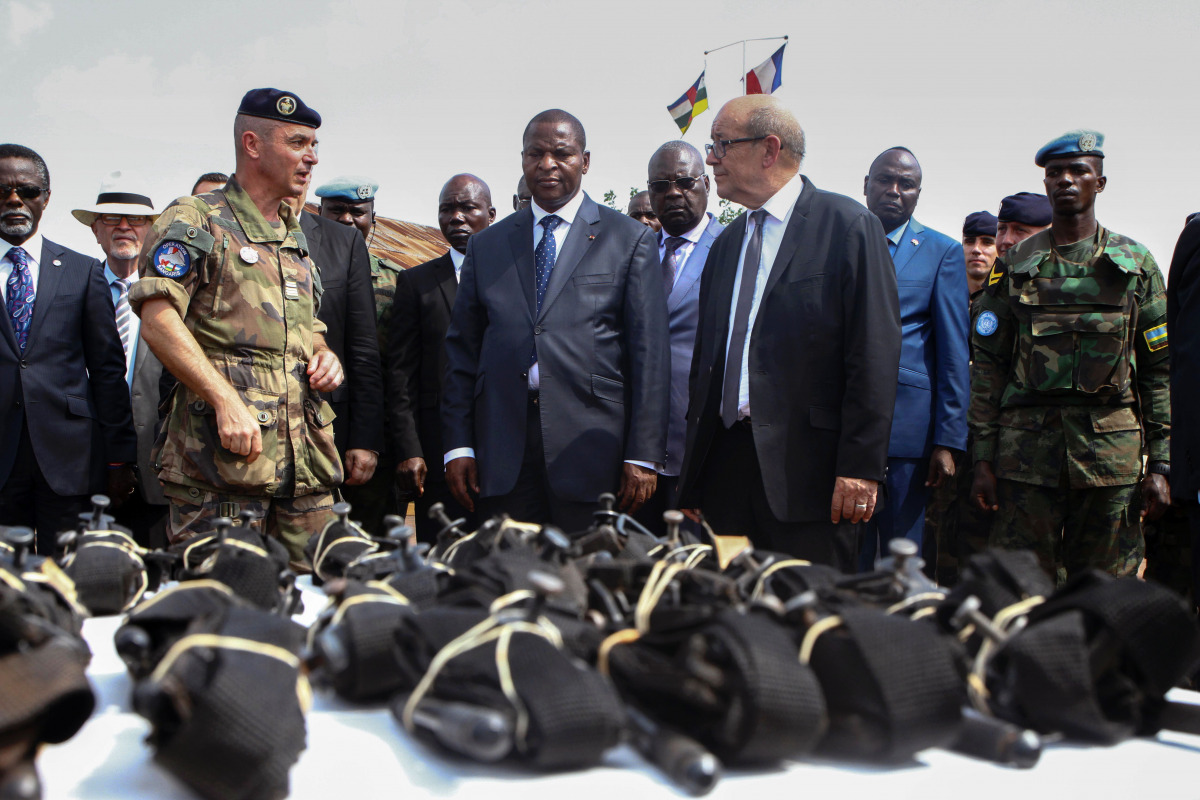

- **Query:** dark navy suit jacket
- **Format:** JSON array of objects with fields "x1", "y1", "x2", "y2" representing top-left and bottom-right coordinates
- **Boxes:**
[
  {"x1": 442, "y1": 193, "x2": 670, "y2": 503},
  {"x1": 0, "y1": 238, "x2": 135, "y2": 495},
  {"x1": 886, "y1": 218, "x2": 969, "y2": 459}
]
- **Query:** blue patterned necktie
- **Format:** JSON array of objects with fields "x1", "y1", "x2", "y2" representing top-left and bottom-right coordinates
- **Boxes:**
[
  {"x1": 5, "y1": 247, "x2": 34, "y2": 353},
  {"x1": 534, "y1": 214, "x2": 561, "y2": 315}
]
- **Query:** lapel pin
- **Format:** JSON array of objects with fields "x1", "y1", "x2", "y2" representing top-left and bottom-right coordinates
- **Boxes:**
[
  {"x1": 52, "y1": 259, "x2": 62, "y2": 266},
  {"x1": 910, "y1": 238, "x2": 919, "y2": 246},
  {"x1": 588, "y1": 235, "x2": 596, "y2": 240}
]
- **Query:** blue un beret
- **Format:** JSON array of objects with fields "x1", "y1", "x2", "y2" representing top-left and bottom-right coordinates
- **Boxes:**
[
  {"x1": 237, "y1": 88, "x2": 321, "y2": 128},
  {"x1": 315, "y1": 176, "x2": 378, "y2": 202},
  {"x1": 963, "y1": 211, "x2": 998, "y2": 238},
  {"x1": 998, "y1": 192, "x2": 1053, "y2": 227},
  {"x1": 1034, "y1": 129, "x2": 1103, "y2": 167}
]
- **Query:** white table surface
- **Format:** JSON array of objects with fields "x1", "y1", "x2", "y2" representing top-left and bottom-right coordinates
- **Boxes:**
[{"x1": 37, "y1": 580, "x2": 1200, "y2": 799}]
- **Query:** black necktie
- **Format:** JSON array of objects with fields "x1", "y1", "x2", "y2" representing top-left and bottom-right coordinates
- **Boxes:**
[
  {"x1": 722, "y1": 209, "x2": 767, "y2": 427},
  {"x1": 662, "y1": 236, "x2": 687, "y2": 296}
]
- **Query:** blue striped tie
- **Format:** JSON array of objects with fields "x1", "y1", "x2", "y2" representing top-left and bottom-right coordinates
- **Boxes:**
[{"x1": 114, "y1": 277, "x2": 133, "y2": 366}]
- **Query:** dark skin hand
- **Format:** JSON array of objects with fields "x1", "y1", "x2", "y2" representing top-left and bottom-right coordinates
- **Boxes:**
[
  {"x1": 105, "y1": 465, "x2": 138, "y2": 509},
  {"x1": 446, "y1": 457, "x2": 479, "y2": 512},
  {"x1": 924, "y1": 446, "x2": 956, "y2": 488},
  {"x1": 618, "y1": 463, "x2": 657, "y2": 513},
  {"x1": 1141, "y1": 473, "x2": 1170, "y2": 521},
  {"x1": 971, "y1": 460, "x2": 999, "y2": 512},
  {"x1": 395, "y1": 456, "x2": 428, "y2": 497}
]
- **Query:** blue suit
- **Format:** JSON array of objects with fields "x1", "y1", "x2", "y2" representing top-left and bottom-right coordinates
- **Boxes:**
[
  {"x1": 664, "y1": 214, "x2": 724, "y2": 477},
  {"x1": 860, "y1": 218, "x2": 969, "y2": 569}
]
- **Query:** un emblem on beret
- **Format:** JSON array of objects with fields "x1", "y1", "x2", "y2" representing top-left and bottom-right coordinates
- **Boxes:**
[
  {"x1": 357, "y1": 185, "x2": 371, "y2": 200},
  {"x1": 1079, "y1": 132, "x2": 1097, "y2": 152},
  {"x1": 277, "y1": 96, "x2": 297, "y2": 116}
]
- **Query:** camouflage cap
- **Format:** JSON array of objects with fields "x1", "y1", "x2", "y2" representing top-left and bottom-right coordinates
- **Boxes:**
[
  {"x1": 1035, "y1": 130, "x2": 1104, "y2": 167},
  {"x1": 315, "y1": 176, "x2": 378, "y2": 202},
  {"x1": 237, "y1": 88, "x2": 321, "y2": 128},
  {"x1": 963, "y1": 210, "x2": 998, "y2": 238},
  {"x1": 998, "y1": 192, "x2": 1052, "y2": 226}
]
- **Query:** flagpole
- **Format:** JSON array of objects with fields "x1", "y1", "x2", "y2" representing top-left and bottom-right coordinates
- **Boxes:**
[{"x1": 742, "y1": 42, "x2": 746, "y2": 95}]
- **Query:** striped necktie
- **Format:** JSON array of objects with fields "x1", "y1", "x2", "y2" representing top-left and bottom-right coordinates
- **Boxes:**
[
  {"x1": 5, "y1": 247, "x2": 34, "y2": 353},
  {"x1": 114, "y1": 277, "x2": 133, "y2": 366}
]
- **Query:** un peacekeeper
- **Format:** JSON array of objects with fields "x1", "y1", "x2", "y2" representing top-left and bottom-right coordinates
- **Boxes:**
[
  {"x1": 315, "y1": 176, "x2": 405, "y2": 529},
  {"x1": 130, "y1": 88, "x2": 344, "y2": 564},
  {"x1": 969, "y1": 130, "x2": 1171, "y2": 581}
]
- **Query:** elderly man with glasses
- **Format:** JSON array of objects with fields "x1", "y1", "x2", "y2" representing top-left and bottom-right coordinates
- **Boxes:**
[
  {"x1": 72, "y1": 175, "x2": 167, "y2": 547},
  {"x1": 0, "y1": 145, "x2": 136, "y2": 553}
]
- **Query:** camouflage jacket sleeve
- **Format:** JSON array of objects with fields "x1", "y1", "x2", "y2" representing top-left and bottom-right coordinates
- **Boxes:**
[
  {"x1": 968, "y1": 265, "x2": 1016, "y2": 464},
  {"x1": 1134, "y1": 258, "x2": 1170, "y2": 461},
  {"x1": 128, "y1": 198, "x2": 217, "y2": 320}
]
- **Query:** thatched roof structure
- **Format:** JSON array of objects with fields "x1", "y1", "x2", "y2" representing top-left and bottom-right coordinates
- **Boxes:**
[{"x1": 304, "y1": 202, "x2": 447, "y2": 268}]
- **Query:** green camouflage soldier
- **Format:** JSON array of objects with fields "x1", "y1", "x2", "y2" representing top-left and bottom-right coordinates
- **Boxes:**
[
  {"x1": 130, "y1": 88, "x2": 344, "y2": 564},
  {"x1": 315, "y1": 176, "x2": 404, "y2": 530},
  {"x1": 969, "y1": 130, "x2": 1171, "y2": 582}
]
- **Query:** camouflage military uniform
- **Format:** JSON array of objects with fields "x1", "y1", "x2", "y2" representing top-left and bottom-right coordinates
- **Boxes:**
[
  {"x1": 129, "y1": 177, "x2": 343, "y2": 562},
  {"x1": 369, "y1": 253, "x2": 404, "y2": 352},
  {"x1": 969, "y1": 227, "x2": 1170, "y2": 581}
]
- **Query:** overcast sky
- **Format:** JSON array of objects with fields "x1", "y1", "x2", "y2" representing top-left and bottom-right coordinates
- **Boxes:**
[{"x1": 8, "y1": 0, "x2": 1199, "y2": 272}]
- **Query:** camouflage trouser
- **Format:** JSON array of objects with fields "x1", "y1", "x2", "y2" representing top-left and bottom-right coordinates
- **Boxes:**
[
  {"x1": 927, "y1": 450, "x2": 992, "y2": 587},
  {"x1": 339, "y1": 459, "x2": 401, "y2": 538},
  {"x1": 162, "y1": 483, "x2": 336, "y2": 565},
  {"x1": 1143, "y1": 504, "x2": 1195, "y2": 611},
  {"x1": 991, "y1": 478, "x2": 1142, "y2": 583}
]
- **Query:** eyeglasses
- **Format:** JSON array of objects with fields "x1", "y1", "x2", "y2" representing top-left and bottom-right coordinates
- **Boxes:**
[
  {"x1": 0, "y1": 184, "x2": 46, "y2": 201},
  {"x1": 513, "y1": 195, "x2": 531, "y2": 211},
  {"x1": 704, "y1": 136, "x2": 767, "y2": 160},
  {"x1": 647, "y1": 175, "x2": 706, "y2": 194},
  {"x1": 98, "y1": 214, "x2": 151, "y2": 226}
]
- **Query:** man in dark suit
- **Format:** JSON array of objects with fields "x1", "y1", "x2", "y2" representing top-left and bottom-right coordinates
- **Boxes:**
[
  {"x1": 0, "y1": 144, "x2": 136, "y2": 552},
  {"x1": 72, "y1": 175, "x2": 168, "y2": 547},
  {"x1": 678, "y1": 96, "x2": 901, "y2": 571},
  {"x1": 443, "y1": 109, "x2": 670, "y2": 532},
  {"x1": 634, "y1": 141, "x2": 723, "y2": 533},
  {"x1": 1167, "y1": 215, "x2": 1200, "y2": 600},
  {"x1": 388, "y1": 174, "x2": 494, "y2": 541},
  {"x1": 298, "y1": 201, "x2": 385, "y2": 531},
  {"x1": 858, "y1": 147, "x2": 969, "y2": 570}
]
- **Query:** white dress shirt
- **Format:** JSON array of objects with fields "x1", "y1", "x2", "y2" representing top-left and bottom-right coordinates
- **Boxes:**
[
  {"x1": 449, "y1": 247, "x2": 465, "y2": 282},
  {"x1": 658, "y1": 213, "x2": 711, "y2": 289},
  {"x1": 0, "y1": 232, "x2": 44, "y2": 303},
  {"x1": 105, "y1": 262, "x2": 141, "y2": 387},
  {"x1": 722, "y1": 173, "x2": 805, "y2": 422}
]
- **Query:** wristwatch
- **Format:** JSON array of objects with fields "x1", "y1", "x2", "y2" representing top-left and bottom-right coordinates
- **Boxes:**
[{"x1": 1147, "y1": 461, "x2": 1170, "y2": 478}]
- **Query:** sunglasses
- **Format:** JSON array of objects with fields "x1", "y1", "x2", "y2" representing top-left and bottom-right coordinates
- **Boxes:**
[
  {"x1": 97, "y1": 214, "x2": 151, "y2": 226},
  {"x1": 0, "y1": 184, "x2": 46, "y2": 201},
  {"x1": 647, "y1": 175, "x2": 706, "y2": 194}
]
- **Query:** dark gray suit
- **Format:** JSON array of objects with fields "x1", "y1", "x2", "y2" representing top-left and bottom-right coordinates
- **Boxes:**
[
  {"x1": 443, "y1": 194, "x2": 670, "y2": 524},
  {"x1": 0, "y1": 239, "x2": 135, "y2": 549},
  {"x1": 678, "y1": 178, "x2": 900, "y2": 568}
]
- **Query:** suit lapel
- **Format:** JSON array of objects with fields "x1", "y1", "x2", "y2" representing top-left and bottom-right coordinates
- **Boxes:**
[
  {"x1": 434, "y1": 252, "x2": 457, "y2": 315},
  {"x1": 301, "y1": 213, "x2": 324, "y2": 277},
  {"x1": 711, "y1": 212, "x2": 748, "y2": 352},
  {"x1": 507, "y1": 209, "x2": 536, "y2": 320},
  {"x1": 669, "y1": 215, "x2": 717, "y2": 312},
  {"x1": 26, "y1": 239, "x2": 67, "y2": 353},
  {"x1": 891, "y1": 218, "x2": 924, "y2": 277},
  {"x1": 538, "y1": 195, "x2": 598, "y2": 321},
  {"x1": 762, "y1": 179, "x2": 812, "y2": 300}
]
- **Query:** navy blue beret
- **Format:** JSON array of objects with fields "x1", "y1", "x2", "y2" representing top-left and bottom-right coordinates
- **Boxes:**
[
  {"x1": 237, "y1": 88, "x2": 321, "y2": 128},
  {"x1": 998, "y1": 192, "x2": 1052, "y2": 227},
  {"x1": 1035, "y1": 129, "x2": 1103, "y2": 167},
  {"x1": 963, "y1": 211, "x2": 998, "y2": 238}
]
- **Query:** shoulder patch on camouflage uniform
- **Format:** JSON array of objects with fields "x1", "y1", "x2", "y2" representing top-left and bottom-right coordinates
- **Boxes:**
[
  {"x1": 975, "y1": 310, "x2": 999, "y2": 336},
  {"x1": 152, "y1": 241, "x2": 191, "y2": 278},
  {"x1": 1144, "y1": 323, "x2": 1168, "y2": 351}
]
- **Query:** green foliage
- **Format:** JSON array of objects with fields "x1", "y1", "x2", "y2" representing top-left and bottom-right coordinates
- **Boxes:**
[
  {"x1": 717, "y1": 198, "x2": 745, "y2": 226},
  {"x1": 602, "y1": 187, "x2": 641, "y2": 211}
]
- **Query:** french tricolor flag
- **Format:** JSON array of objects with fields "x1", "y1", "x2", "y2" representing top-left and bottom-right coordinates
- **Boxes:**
[{"x1": 744, "y1": 44, "x2": 786, "y2": 95}]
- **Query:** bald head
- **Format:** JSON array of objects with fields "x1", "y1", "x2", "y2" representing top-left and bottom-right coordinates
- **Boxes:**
[
  {"x1": 650, "y1": 141, "x2": 705, "y2": 174},
  {"x1": 706, "y1": 96, "x2": 804, "y2": 209},
  {"x1": 648, "y1": 141, "x2": 709, "y2": 236},
  {"x1": 864, "y1": 147, "x2": 922, "y2": 232},
  {"x1": 438, "y1": 173, "x2": 495, "y2": 254}
]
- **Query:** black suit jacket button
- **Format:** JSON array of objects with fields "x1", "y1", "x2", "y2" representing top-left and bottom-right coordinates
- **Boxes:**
[
  {"x1": 19, "y1": 360, "x2": 27, "y2": 369},
  {"x1": 534, "y1": 326, "x2": 543, "y2": 335}
]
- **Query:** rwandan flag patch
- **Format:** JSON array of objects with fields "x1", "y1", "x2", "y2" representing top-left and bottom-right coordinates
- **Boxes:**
[{"x1": 1144, "y1": 324, "x2": 1168, "y2": 351}]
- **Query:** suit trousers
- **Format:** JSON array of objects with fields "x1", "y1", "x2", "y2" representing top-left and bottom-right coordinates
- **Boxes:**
[
  {"x1": 858, "y1": 456, "x2": 930, "y2": 571},
  {"x1": 476, "y1": 395, "x2": 597, "y2": 534},
  {"x1": 0, "y1": 422, "x2": 90, "y2": 555},
  {"x1": 413, "y1": 478, "x2": 477, "y2": 545},
  {"x1": 698, "y1": 419, "x2": 860, "y2": 573}
]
